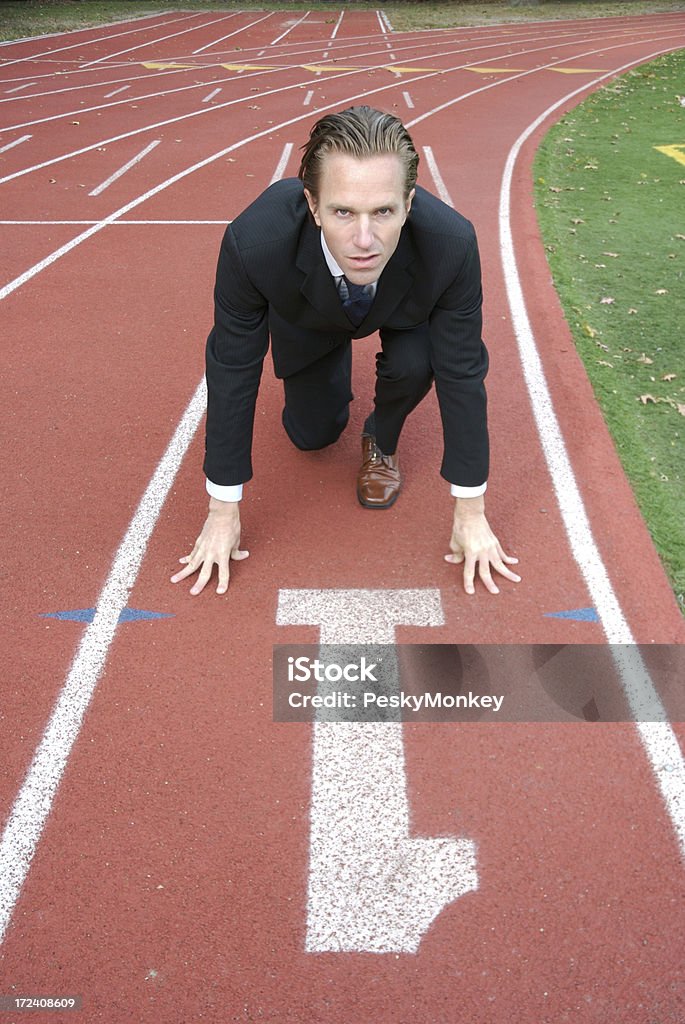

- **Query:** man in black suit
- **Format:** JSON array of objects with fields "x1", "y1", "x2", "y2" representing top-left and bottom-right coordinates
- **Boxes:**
[{"x1": 171, "y1": 106, "x2": 520, "y2": 596}]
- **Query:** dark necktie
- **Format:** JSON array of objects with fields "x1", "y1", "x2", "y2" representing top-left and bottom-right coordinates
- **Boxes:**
[{"x1": 340, "y1": 276, "x2": 374, "y2": 326}]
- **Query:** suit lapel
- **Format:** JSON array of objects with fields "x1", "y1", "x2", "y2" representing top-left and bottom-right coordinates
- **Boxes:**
[
  {"x1": 365, "y1": 230, "x2": 415, "y2": 331},
  {"x1": 296, "y1": 219, "x2": 352, "y2": 330}
]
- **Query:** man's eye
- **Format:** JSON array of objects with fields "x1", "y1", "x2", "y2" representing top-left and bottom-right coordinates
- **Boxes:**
[
  {"x1": 335, "y1": 209, "x2": 350, "y2": 218},
  {"x1": 376, "y1": 208, "x2": 391, "y2": 216}
]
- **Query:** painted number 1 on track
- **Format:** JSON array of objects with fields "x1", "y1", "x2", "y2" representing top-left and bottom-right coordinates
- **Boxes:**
[{"x1": 277, "y1": 589, "x2": 478, "y2": 954}]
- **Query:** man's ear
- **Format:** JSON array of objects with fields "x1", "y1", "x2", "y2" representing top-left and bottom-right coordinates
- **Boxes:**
[
  {"x1": 404, "y1": 187, "x2": 416, "y2": 219},
  {"x1": 304, "y1": 188, "x2": 321, "y2": 227}
]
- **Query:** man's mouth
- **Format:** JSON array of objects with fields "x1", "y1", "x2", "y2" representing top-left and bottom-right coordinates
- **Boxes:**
[{"x1": 348, "y1": 254, "x2": 380, "y2": 266}]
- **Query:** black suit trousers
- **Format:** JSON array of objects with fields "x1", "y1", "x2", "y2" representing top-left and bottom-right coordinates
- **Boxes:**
[{"x1": 280, "y1": 323, "x2": 434, "y2": 457}]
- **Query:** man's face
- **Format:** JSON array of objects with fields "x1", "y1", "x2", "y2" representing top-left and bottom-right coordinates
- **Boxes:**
[{"x1": 304, "y1": 152, "x2": 414, "y2": 285}]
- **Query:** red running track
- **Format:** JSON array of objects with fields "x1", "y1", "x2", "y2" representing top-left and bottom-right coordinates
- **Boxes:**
[{"x1": 0, "y1": 9, "x2": 684, "y2": 1022}]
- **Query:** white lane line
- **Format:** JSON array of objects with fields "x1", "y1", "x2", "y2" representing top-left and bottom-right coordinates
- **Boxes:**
[
  {"x1": 0, "y1": 220, "x2": 231, "y2": 225},
  {"x1": 270, "y1": 12, "x2": 310, "y2": 47},
  {"x1": 192, "y1": 12, "x2": 274, "y2": 55},
  {"x1": 0, "y1": 11, "x2": 179, "y2": 49},
  {"x1": 378, "y1": 9, "x2": 394, "y2": 33},
  {"x1": 405, "y1": 30, "x2": 682, "y2": 132},
  {"x1": 496, "y1": 52, "x2": 685, "y2": 857},
  {"x1": 103, "y1": 85, "x2": 129, "y2": 98},
  {"x1": 0, "y1": 133, "x2": 31, "y2": 153},
  {"x1": 403, "y1": 90, "x2": 414, "y2": 108},
  {"x1": 0, "y1": 29, "x2": 681, "y2": 951},
  {"x1": 0, "y1": 220, "x2": 230, "y2": 225},
  {"x1": 2, "y1": 34, "x2": 681, "y2": 289},
  {"x1": 0, "y1": 138, "x2": 296, "y2": 945},
  {"x1": 5, "y1": 82, "x2": 35, "y2": 94},
  {"x1": 0, "y1": 12, "x2": 198, "y2": 71},
  {"x1": 79, "y1": 13, "x2": 235, "y2": 70},
  {"x1": 202, "y1": 87, "x2": 221, "y2": 103},
  {"x1": 376, "y1": 9, "x2": 388, "y2": 35},
  {"x1": 269, "y1": 142, "x2": 293, "y2": 184},
  {"x1": 0, "y1": 27, "x2": 624, "y2": 133},
  {"x1": 276, "y1": 589, "x2": 477, "y2": 954},
  {"x1": 0, "y1": 70, "x2": 180, "y2": 103},
  {"x1": 0, "y1": 379, "x2": 208, "y2": 945},
  {"x1": 88, "y1": 139, "x2": 160, "y2": 196},
  {"x1": 330, "y1": 12, "x2": 344, "y2": 41},
  {"x1": 422, "y1": 145, "x2": 454, "y2": 205},
  {"x1": 1, "y1": 28, "x2": 678, "y2": 200},
  {"x1": 303, "y1": 89, "x2": 314, "y2": 105}
]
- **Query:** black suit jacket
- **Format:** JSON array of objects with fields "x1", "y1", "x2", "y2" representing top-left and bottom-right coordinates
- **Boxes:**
[{"x1": 204, "y1": 178, "x2": 489, "y2": 488}]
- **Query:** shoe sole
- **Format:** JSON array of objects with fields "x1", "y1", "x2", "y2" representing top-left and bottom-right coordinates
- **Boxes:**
[{"x1": 357, "y1": 489, "x2": 401, "y2": 509}]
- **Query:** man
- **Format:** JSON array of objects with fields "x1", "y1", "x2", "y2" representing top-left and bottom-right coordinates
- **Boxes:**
[{"x1": 171, "y1": 106, "x2": 520, "y2": 596}]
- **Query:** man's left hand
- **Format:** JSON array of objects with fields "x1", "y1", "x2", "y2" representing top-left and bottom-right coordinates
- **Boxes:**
[{"x1": 445, "y1": 495, "x2": 520, "y2": 595}]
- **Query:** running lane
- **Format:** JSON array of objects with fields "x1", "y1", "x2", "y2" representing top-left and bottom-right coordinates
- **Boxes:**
[{"x1": 0, "y1": 10, "x2": 684, "y2": 1023}]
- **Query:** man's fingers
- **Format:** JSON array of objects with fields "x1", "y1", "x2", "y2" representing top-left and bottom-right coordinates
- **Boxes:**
[
  {"x1": 495, "y1": 562, "x2": 522, "y2": 583},
  {"x1": 491, "y1": 547, "x2": 522, "y2": 582},
  {"x1": 445, "y1": 547, "x2": 522, "y2": 594},
  {"x1": 462, "y1": 554, "x2": 477, "y2": 595},
  {"x1": 216, "y1": 558, "x2": 230, "y2": 595},
  {"x1": 170, "y1": 559, "x2": 199, "y2": 584},
  {"x1": 477, "y1": 559, "x2": 500, "y2": 595},
  {"x1": 189, "y1": 559, "x2": 214, "y2": 596},
  {"x1": 216, "y1": 547, "x2": 249, "y2": 593},
  {"x1": 496, "y1": 541, "x2": 519, "y2": 566}
]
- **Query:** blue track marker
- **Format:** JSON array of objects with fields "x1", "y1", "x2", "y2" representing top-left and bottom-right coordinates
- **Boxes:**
[
  {"x1": 41, "y1": 608, "x2": 174, "y2": 623},
  {"x1": 544, "y1": 607, "x2": 599, "y2": 622}
]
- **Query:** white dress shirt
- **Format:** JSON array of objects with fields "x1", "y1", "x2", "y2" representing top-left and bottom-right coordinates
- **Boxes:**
[{"x1": 206, "y1": 231, "x2": 486, "y2": 502}]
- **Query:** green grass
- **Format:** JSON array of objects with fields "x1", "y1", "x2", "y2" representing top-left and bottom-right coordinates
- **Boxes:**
[
  {"x1": 1, "y1": 0, "x2": 684, "y2": 42},
  {"x1": 533, "y1": 51, "x2": 685, "y2": 610}
]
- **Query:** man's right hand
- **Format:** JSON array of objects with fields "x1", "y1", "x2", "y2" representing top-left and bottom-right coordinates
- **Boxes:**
[{"x1": 170, "y1": 498, "x2": 249, "y2": 595}]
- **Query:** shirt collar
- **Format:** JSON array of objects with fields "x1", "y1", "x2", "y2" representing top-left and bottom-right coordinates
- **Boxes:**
[{"x1": 320, "y1": 230, "x2": 345, "y2": 278}]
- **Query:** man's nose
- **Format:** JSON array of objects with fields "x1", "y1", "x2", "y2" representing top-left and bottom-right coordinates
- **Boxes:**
[{"x1": 353, "y1": 217, "x2": 374, "y2": 249}]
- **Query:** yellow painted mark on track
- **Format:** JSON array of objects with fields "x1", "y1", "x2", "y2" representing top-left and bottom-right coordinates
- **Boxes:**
[
  {"x1": 382, "y1": 66, "x2": 440, "y2": 73},
  {"x1": 138, "y1": 61, "x2": 607, "y2": 76},
  {"x1": 301, "y1": 64, "x2": 360, "y2": 72},
  {"x1": 465, "y1": 66, "x2": 524, "y2": 74},
  {"x1": 220, "y1": 63, "x2": 275, "y2": 71},
  {"x1": 654, "y1": 143, "x2": 685, "y2": 167},
  {"x1": 142, "y1": 62, "x2": 198, "y2": 70}
]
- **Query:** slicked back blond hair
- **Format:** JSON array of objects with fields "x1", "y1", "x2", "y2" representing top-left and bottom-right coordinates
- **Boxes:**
[{"x1": 298, "y1": 105, "x2": 419, "y2": 200}]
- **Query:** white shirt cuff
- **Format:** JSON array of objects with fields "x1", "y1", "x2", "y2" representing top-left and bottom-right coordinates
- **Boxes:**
[
  {"x1": 206, "y1": 479, "x2": 243, "y2": 502},
  {"x1": 450, "y1": 482, "x2": 487, "y2": 498}
]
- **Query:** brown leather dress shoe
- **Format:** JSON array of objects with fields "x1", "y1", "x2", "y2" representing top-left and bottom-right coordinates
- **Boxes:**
[{"x1": 357, "y1": 434, "x2": 401, "y2": 509}]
